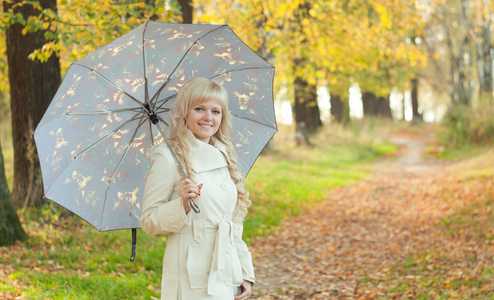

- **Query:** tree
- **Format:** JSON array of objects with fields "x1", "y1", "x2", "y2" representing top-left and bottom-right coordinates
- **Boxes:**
[
  {"x1": 56, "y1": 1, "x2": 178, "y2": 67},
  {"x1": 177, "y1": 0, "x2": 193, "y2": 23},
  {"x1": 0, "y1": 140, "x2": 27, "y2": 246},
  {"x1": 476, "y1": 3, "x2": 493, "y2": 101},
  {"x1": 464, "y1": 0, "x2": 493, "y2": 102},
  {"x1": 411, "y1": 77, "x2": 422, "y2": 123},
  {"x1": 3, "y1": 0, "x2": 61, "y2": 208},
  {"x1": 377, "y1": 95, "x2": 392, "y2": 119},
  {"x1": 362, "y1": 92, "x2": 392, "y2": 119},
  {"x1": 330, "y1": 93, "x2": 348, "y2": 124},
  {"x1": 362, "y1": 92, "x2": 378, "y2": 117},
  {"x1": 197, "y1": 0, "x2": 324, "y2": 130},
  {"x1": 350, "y1": 1, "x2": 425, "y2": 120},
  {"x1": 421, "y1": 0, "x2": 493, "y2": 106},
  {"x1": 294, "y1": 76, "x2": 321, "y2": 133},
  {"x1": 291, "y1": 2, "x2": 321, "y2": 133}
]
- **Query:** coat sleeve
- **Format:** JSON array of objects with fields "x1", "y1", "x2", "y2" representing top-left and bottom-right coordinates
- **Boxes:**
[
  {"x1": 140, "y1": 146, "x2": 191, "y2": 236},
  {"x1": 233, "y1": 217, "x2": 255, "y2": 285}
]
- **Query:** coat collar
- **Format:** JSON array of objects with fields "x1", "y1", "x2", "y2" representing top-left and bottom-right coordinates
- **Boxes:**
[{"x1": 190, "y1": 139, "x2": 228, "y2": 173}]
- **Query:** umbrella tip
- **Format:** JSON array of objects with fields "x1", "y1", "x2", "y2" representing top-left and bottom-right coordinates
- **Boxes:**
[{"x1": 144, "y1": 103, "x2": 159, "y2": 125}]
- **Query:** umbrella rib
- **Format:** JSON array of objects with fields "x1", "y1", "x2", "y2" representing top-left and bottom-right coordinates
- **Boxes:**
[
  {"x1": 73, "y1": 112, "x2": 145, "y2": 160},
  {"x1": 148, "y1": 25, "x2": 229, "y2": 105},
  {"x1": 142, "y1": 20, "x2": 151, "y2": 107},
  {"x1": 105, "y1": 115, "x2": 148, "y2": 185},
  {"x1": 154, "y1": 94, "x2": 177, "y2": 112},
  {"x1": 65, "y1": 108, "x2": 145, "y2": 115},
  {"x1": 43, "y1": 112, "x2": 146, "y2": 197},
  {"x1": 210, "y1": 66, "x2": 274, "y2": 80},
  {"x1": 151, "y1": 89, "x2": 160, "y2": 113},
  {"x1": 72, "y1": 62, "x2": 147, "y2": 110},
  {"x1": 230, "y1": 113, "x2": 278, "y2": 130},
  {"x1": 156, "y1": 113, "x2": 169, "y2": 128},
  {"x1": 100, "y1": 118, "x2": 146, "y2": 230},
  {"x1": 152, "y1": 66, "x2": 273, "y2": 110},
  {"x1": 154, "y1": 121, "x2": 187, "y2": 179},
  {"x1": 98, "y1": 116, "x2": 148, "y2": 230},
  {"x1": 148, "y1": 117, "x2": 155, "y2": 145}
]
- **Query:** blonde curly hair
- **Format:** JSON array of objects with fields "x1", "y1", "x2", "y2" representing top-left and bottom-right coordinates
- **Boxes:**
[{"x1": 167, "y1": 77, "x2": 251, "y2": 219}]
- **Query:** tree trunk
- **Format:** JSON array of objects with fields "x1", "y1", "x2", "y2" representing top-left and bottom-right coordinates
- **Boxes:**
[
  {"x1": 458, "y1": 36, "x2": 470, "y2": 106},
  {"x1": 377, "y1": 95, "x2": 392, "y2": 119},
  {"x1": 330, "y1": 93, "x2": 350, "y2": 124},
  {"x1": 402, "y1": 91, "x2": 406, "y2": 120},
  {"x1": 330, "y1": 94, "x2": 343, "y2": 123},
  {"x1": 411, "y1": 78, "x2": 422, "y2": 123},
  {"x1": 291, "y1": 2, "x2": 321, "y2": 133},
  {"x1": 178, "y1": 0, "x2": 193, "y2": 24},
  {"x1": 0, "y1": 140, "x2": 27, "y2": 246},
  {"x1": 362, "y1": 92, "x2": 378, "y2": 117},
  {"x1": 294, "y1": 76, "x2": 321, "y2": 133},
  {"x1": 480, "y1": 19, "x2": 493, "y2": 101},
  {"x1": 458, "y1": 1, "x2": 472, "y2": 106},
  {"x1": 443, "y1": 2, "x2": 472, "y2": 106},
  {"x1": 4, "y1": 0, "x2": 61, "y2": 208},
  {"x1": 362, "y1": 92, "x2": 391, "y2": 119}
]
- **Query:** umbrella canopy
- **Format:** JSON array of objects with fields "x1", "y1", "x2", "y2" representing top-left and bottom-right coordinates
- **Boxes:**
[{"x1": 34, "y1": 21, "x2": 276, "y2": 233}]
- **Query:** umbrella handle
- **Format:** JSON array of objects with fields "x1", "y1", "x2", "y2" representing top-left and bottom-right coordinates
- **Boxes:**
[
  {"x1": 130, "y1": 228, "x2": 137, "y2": 262},
  {"x1": 189, "y1": 198, "x2": 200, "y2": 213},
  {"x1": 155, "y1": 123, "x2": 200, "y2": 214}
]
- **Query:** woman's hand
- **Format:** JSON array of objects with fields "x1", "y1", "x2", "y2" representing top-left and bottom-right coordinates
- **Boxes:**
[
  {"x1": 234, "y1": 280, "x2": 252, "y2": 300},
  {"x1": 179, "y1": 179, "x2": 203, "y2": 213}
]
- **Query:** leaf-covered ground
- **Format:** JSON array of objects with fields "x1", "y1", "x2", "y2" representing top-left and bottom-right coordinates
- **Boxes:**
[
  {"x1": 1, "y1": 126, "x2": 493, "y2": 299},
  {"x1": 250, "y1": 130, "x2": 494, "y2": 299}
]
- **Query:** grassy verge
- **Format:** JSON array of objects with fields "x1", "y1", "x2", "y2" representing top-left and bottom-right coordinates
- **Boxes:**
[
  {"x1": 0, "y1": 123, "x2": 396, "y2": 299},
  {"x1": 243, "y1": 125, "x2": 395, "y2": 242},
  {"x1": 441, "y1": 149, "x2": 494, "y2": 244}
]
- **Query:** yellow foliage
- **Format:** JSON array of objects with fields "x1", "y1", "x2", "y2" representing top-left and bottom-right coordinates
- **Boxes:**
[{"x1": 0, "y1": 0, "x2": 429, "y2": 101}]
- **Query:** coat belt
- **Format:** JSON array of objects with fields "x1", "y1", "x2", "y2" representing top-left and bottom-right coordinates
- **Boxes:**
[{"x1": 178, "y1": 219, "x2": 233, "y2": 295}]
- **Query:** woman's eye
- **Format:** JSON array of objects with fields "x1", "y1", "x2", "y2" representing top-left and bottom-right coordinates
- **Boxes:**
[
  {"x1": 213, "y1": 110, "x2": 221, "y2": 114},
  {"x1": 194, "y1": 107, "x2": 204, "y2": 111}
]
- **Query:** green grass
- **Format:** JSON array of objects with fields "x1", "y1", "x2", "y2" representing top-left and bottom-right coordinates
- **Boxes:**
[
  {"x1": 441, "y1": 196, "x2": 494, "y2": 243},
  {"x1": 243, "y1": 134, "x2": 391, "y2": 242},
  {"x1": 381, "y1": 249, "x2": 493, "y2": 299},
  {"x1": 1, "y1": 209, "x2": 165, "y2": 299},
  {"x1": 0, "y1": 123, "x2": 396, "y2": 299},
  {"x1": 436, "y1": 144, "x2": 487, "y2": 161}
]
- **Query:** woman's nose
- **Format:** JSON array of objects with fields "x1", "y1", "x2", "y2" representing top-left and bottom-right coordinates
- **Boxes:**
[{"x1": 203, "y1": 111, "x2": 212, "y2": 120}]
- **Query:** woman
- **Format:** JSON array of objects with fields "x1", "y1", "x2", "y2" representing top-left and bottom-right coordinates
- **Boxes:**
[{"x1": 140, "y1": 77, "x2": 255, "y2": 300}]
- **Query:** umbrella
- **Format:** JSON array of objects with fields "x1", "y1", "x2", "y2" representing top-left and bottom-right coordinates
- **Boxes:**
[{"x1": 33, "y1": 20, "x2": 276, "y2": 260}]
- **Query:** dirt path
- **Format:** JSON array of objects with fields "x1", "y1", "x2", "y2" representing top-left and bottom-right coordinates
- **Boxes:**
[{"x1": 250, "y1": 129, "x2": 494, "y2": 299}]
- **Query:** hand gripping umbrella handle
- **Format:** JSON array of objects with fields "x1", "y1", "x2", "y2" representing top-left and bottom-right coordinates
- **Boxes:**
[{"x1": 155, "y1": 122, "x2": 201, "y2": 214}]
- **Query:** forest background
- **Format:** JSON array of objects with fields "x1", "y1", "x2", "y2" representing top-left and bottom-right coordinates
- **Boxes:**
[{"x1": 0, "y1": 0, "x2": 494, "y2": 299}]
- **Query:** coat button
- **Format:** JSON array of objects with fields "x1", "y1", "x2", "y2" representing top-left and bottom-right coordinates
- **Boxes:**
[
  {"x1": 225, "y1": 278, "x2": 232, "y2": 285},
  {"x1": 220, "y1": 183, "x2": 227, "y2": 189},
  {"x1": 223, "y1": 214, "x2": 230, "y2": 221}
]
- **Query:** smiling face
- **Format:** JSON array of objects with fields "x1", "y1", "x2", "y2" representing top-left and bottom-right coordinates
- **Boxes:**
[{"x1": 186, "y1": 99, "x2": 223, "y2": 143}]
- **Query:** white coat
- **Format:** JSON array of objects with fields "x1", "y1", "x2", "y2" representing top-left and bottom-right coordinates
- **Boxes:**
[{"x1": 140, "y1": 138, "x2": 255, "y2": 300}]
